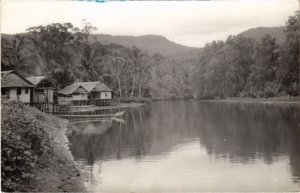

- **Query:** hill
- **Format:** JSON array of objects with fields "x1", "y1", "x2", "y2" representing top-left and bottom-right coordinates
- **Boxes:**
[
  {"x1": 90, "y1": 34, "x2": 196, "y2": 56},
  {"x1": 238, "y1": 26, "x2": 286, "y2": 43}
]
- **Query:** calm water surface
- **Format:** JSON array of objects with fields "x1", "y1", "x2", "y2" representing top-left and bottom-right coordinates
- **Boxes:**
[{"x1": 67, "y1": 101, "x2": 300, "y2": 192}]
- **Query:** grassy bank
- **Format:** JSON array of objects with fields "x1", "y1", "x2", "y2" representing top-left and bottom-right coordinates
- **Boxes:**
[{"x1": 1, "y1": 99, "x2": 85, "y2": 192}]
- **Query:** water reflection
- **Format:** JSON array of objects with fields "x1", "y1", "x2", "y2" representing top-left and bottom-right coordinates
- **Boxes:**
[
  {"x1": 194, "y1": 102, "x2": 300, "y2": 178},
  {"x1": 67, "y1": 101, "x2": 300, "y2": 191}
]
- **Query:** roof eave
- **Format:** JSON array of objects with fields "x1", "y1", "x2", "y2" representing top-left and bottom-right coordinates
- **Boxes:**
[{"x1": 1, "y1": 85, "x2": 35, "y2": 88}]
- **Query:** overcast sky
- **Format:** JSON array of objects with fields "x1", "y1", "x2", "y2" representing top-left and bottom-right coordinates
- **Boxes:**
[{"x1": 1, "y1": 0, "x2": 299, "y2": 47}]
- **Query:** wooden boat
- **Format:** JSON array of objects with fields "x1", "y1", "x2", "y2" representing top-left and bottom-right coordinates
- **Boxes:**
[
  {"x1": 111, "y1": 117, "x2": 126, "y2": 123},
  {"x1": 56, "y1": 111, "x2": 125, "y2": 119}
]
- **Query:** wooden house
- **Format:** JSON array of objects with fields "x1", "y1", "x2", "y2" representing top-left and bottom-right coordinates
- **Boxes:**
[
  {"x1": 58, "y1": 81, "x2": 113, "y2": 106},
  {"x1": 58, "y1": 85, "x2": 89, "y2": 105},
  {"x1": 72, "y1": 81, "x2": 112, "y2": 100},
  {"x1": 1, "y1": 71, "x2": 35, "y2": 103},
  {"x1": 26, "y1": 76, "x2": 55, "y2": 103}
]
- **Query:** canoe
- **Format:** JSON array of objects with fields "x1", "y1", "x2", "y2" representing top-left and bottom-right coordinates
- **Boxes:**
[{"x1": 56, "y1": 111, "x2": 125, "y2": 119}]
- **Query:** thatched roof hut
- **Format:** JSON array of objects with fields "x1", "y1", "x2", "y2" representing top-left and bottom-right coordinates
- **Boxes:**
[{"x1": 1, "y1": 71, "x2": 34, "y2": 88}]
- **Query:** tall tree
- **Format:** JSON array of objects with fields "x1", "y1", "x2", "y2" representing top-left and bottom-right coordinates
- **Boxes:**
[
  {"x1": 27, "y1": 23, "x2": 78, "y2": 88},
  {"x1": 136, "y1": 55, "x2": 152, "y2": 98},
  {"x1": 285, "y1": 12, "x2": 300, "y2": 94},
  {"x1": 128, "y1": 47, "x2": 146, "y2": 98},
  {"x1": 104, "y1": 49, "x2": 126, "y2": 98},
  {"x1": 246, "y1": 35, "x2": 279, "y2": 97},
  {"x1": 80, "y1": 19, "x2": 97, "y2": 42},
  {"x1": 77, "y1": 43, "x2": 103, "y2": 81},
  {"x1": 1, "y1": 35, "x2": 37, "y2": 75},
  {"x1": 226, "y1": 35, "x2": 256, "y2": 95}
]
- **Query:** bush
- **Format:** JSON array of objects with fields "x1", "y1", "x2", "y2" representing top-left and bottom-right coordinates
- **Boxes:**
[
  {"x1": 1, "y1": 100, "x2": 50, "y2": 192},
  {"x1": 263, "y1": 81, "x2": 280, "y2": 98}
]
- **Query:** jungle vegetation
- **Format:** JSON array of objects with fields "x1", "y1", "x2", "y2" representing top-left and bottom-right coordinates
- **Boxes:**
[{"x1": 1, "y1": 12, "x2": 299, "y2": 99}]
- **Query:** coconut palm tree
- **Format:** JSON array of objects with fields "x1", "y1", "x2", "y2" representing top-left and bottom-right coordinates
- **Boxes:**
[
  {"x1": 78, "y1": 43, "x2": 103, "y2": 81},
  {"x1": 103, "y1": 49, "x2": 126, "y2": 98}
]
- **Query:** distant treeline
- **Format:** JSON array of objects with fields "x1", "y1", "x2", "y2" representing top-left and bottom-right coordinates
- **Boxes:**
[
  {"x1": 1, "y1": 12, "x2": 299, "y2": 100},
  {"x1": 192, "y1": 12, "x2": 300, "y2": 99}
]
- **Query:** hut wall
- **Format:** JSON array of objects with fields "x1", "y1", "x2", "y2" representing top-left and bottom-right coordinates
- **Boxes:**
[
  {"x1": 46, "y1": 89, "x2": 54, "y2": 103},
  {"x1": 9, "y1": 88, "x2": 17, "y2": 101},
  {"x1": 32, "y1": 88, "x2": 54, "y2": 103},
  {"x1": 100, "y1": 92, "x2": 112, "y2": 99},
  {"x1": 57, "y1": 96, "x2": 72, "y2": 105},
  {"x1": 91, "y1": 92, "x2": 100, "y2": 99},
  {"x1": 9, "y1": 88, "x2": 31, "y2": 103},
  {"x1": 72, "y1": 94, "x2": 88, "y2": 101},
  {"x1": 33, "y1": 92, "x2": 46, "y2": 103}
]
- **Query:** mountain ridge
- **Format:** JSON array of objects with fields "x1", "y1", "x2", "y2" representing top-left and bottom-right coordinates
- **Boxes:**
[
  {"x1": 90, "y1": 34, "x2": 197, "y2": 56},
  {"x1": 2, "y1": 26, "x2": 286, "y2": 59},
  {"x1": 238, "y1": 26, "x2": 286, "y2": 43}
]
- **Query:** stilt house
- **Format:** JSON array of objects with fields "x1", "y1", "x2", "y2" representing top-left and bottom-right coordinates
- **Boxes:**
[{"x1": 26, "y1": 76, "x2": 55, "y2": 103}]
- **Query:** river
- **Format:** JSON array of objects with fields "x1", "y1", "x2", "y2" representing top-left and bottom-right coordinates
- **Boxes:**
[{"x1": 66, "y1": 101, "x2": 300, "y2": 192}]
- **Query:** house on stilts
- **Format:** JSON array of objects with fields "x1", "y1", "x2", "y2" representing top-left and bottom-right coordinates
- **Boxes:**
[
  {"x1": 26, "y1": 76, "x2": 55, "y2": 104},
  {"x1": 58, "y1": 81, "x2": 114, "y2": 106}
]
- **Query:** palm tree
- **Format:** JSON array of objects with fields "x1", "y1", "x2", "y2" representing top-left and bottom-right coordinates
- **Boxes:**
[
  {"x1": 129, "y1": 47, "x2": 146, "y2": 98},
  {"x1": 104, "y1": 49, "x2": 126, "y2": 98},
  {"x1": 79, "y1": 43, "x2": 103, "y2": 81}
]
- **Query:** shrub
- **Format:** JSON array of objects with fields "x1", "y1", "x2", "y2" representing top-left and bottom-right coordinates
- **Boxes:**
[{"x1": 1, "y1": 100, "x2": 50, "y2": 192}]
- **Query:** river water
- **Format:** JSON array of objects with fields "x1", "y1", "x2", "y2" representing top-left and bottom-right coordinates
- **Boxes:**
[{"x1": 67, "y1": 101, "x2": 300, "y2": 192}]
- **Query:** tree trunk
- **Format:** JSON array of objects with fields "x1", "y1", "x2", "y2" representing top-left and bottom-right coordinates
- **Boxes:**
[
  {"x1": 117, "y1": 76, "x2": 122, "y2": 98},
  {"x1": 131, "y1": 75, "x2": 136, "y2": 99},
  {"x1": 138, "y1": 84, "x2": 142, "y2": 99},
  {"x1": 125, "y1": 85, "x2": 128, "y2": 98}
]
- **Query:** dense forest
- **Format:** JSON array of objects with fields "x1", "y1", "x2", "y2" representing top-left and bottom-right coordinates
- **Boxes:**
[
  {"x1": 1, "y1": 20, "x2": 194, "y2": 100},
  {"x1": 192, "y1": 11, "x2": 300, "y2": 99},
  {"x1": 1, "y1": 12, "x2": 299, "y2": 100}
]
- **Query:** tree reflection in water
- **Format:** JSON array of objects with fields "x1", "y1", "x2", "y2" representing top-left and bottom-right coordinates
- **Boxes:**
[{"x1": 67, "y1": 101, "x2": 300, "y2": 186}]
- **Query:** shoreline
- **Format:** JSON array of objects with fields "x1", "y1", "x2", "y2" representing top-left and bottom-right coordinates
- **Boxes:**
[
  {"x1": 149, "y1": 96, "x2": 300, "y2": 104},
  {"x1": 28, "y1": 106, "x2": 86, "y2": 192},
  {"x1": 1, "y1": 100, "x2": 86, "y2": 192},
  {"x1": 199, "y1": 96, "x2": 300, "y2": 104}
]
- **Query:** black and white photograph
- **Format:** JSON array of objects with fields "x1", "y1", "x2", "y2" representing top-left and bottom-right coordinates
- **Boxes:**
[{"x1": 1, "y1": 0, "x2": 300, "y2": 192}]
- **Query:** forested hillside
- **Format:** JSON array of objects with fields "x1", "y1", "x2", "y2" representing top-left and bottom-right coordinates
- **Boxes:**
[
  {"x1": 1, "y1": 22, "x2": 195, "y2": 100},
  {"x1": 91, "y1": 34, "x2": 196, "y2": 56},
  {"x1": 238, "y1": 26, "x2": 286, "y2": 44},
  {"x1": 1, "y1": 12, "x2": 299, "y2": 100},
  {"x1": 192, "y1": 12, "x2": 299, "y2": 99}
]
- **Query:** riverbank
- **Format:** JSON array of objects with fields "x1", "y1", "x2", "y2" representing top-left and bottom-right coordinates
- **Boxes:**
[
  {"x1": 201, "y1": 96, "x2": 300, "y2": 104},
  {"x1": 1, "y1": 100, "x2": 85, "y2": 192}
]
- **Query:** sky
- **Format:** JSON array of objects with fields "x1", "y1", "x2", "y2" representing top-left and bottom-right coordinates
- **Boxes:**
[{"x1": 1, "y1": 0, "x2": 299, "y2": 47}]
